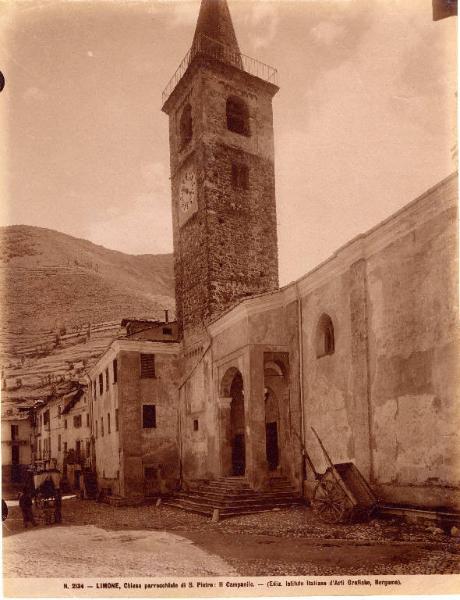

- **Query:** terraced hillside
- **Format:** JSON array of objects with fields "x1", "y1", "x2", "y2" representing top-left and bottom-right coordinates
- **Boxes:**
[
  {"x1": 0, "y1": 225, "x2": 174, "y2": 333},
  {"x1": 0, "y1": 226, "x2": 175, "y2": 404}
]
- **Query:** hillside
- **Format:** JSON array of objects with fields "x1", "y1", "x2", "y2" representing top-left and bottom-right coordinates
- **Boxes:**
[
  {"x1": 0, "y1": 225, "x2": 175, "y2": 334},
  {"x1": 0, "y1": 226, "x2": 175, "y2": 403}
]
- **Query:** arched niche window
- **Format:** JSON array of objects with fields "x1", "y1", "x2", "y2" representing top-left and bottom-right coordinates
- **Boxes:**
[
  {"x1": 316, "y1": 314, "x2": 335, "y2": 358},
  {"x1": 226, "y1": 96, "x2": 250, "y2": 136},
  {"x1": 179, "y1": 103, "x2": 192, "y2": 148}
]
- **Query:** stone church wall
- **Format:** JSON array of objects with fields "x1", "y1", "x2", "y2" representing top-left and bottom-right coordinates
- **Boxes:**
[
  {"x1": 180, "y1": 351, "x2": 219, "y2": 485},
  {"x1": 294, "y1": 173, "x2": 458, "y2": 509},
  {"x1": 366, "y1": 174, "x2": 459, "y2": 508},
  {"x1": 299, "y1": 264, "x2": 371, "y2": 488}
]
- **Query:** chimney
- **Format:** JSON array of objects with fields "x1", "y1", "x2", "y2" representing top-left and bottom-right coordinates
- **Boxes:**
[{"x1": 164, "y1": 309, "x2": 169, "y2": 324}]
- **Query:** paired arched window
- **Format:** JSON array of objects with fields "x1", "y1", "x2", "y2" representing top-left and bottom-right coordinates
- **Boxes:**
[
  {"x1": 226, "y1": 96, "x2": 250, "y2": 136},
  {"x1": 179, "y1": 103, "x2": 192, "y2": 148},
  {"x1": 316, "y1": 314, "x2": 335, "y2": 358}
]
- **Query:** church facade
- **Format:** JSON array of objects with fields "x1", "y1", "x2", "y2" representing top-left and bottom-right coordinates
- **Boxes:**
[{"x1": 159, "y1": 0, "x2": 459, "y2": 511}]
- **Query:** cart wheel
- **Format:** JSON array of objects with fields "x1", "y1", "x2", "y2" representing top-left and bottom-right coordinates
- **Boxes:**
[{"x1": 311, "y1": 478, "x2": 351, "y2": 524}]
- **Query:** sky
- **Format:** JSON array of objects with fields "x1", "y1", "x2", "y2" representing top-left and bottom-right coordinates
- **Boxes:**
[{"x1": 0, "y1": 0, "x2": 456, "y2": 285}]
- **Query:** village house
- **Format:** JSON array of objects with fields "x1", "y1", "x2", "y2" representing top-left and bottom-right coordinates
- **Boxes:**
[
  {"x1": 32, "y1": 381, "x2": 90, "y2": 490},
  {"x1": 1, "y1": 407, "x2": 32, "y2": 485},
  {"x1": 86, "y1": 318, "x2": 180, "y2": 500}
]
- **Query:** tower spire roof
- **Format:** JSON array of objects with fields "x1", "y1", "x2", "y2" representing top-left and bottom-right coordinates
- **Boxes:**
[{"x1": 192, "y1": 0, "x2": 241, "y2": 56}]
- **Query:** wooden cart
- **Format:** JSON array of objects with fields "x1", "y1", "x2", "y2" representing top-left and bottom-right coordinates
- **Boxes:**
[{"x1": 305, "y1": 427, "x2": 377, "y2": 524}]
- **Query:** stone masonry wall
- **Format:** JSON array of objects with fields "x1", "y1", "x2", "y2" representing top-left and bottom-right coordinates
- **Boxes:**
[{"x1": 166, "y1": 58, "x2": 279, "y2": 341}]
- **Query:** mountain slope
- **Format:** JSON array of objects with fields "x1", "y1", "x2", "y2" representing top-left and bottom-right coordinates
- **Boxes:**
[{"x1": 0, "y1": 225, "x2": 175, "y2": 335}]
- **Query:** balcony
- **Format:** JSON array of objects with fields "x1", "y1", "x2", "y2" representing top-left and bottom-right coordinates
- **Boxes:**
[{"x1": 162, "y1": 33, "x2": 278, "y2": 107}]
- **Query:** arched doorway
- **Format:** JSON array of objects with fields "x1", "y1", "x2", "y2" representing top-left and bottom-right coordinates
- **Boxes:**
[
  {"x1": 230, "y1": 372, "x2": 245, "y2": 475},
  {"x1": 264, "y1": 387, "x2": 279, "y2": 471}
]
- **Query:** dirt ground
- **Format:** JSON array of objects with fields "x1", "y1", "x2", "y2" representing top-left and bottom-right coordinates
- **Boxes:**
[
  {"x1": 3, "y1": 498, "x2": 460, "y2": 577},
  {"x1": 3, "y1": 526, "x2": 237, "y2": 578}
]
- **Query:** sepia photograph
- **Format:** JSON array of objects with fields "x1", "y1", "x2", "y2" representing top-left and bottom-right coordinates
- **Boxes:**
[{"x1": 0, "y1": 0, "x2": 459, "y2": 596}]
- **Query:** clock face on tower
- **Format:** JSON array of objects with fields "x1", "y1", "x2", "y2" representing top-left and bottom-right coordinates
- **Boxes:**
[{"x1": 178, "y1": 166, "x2": 198, "y2": 225}]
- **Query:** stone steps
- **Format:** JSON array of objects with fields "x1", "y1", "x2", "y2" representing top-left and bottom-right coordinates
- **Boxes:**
[
  {"x1": 174, "y1": 489, "x2": 297, "y2": 503},
  {"x1": 173, "y1": 492, "x2": 298, "y2": 507},
  {"x1": 165, "y1": 496, "x2": 299, "y2": 517},
  {"x1": 163, "y1": 476, "x2": 302, "y2": 519}
]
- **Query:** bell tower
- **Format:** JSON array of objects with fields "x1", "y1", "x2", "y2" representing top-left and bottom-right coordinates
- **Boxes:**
[{"x1": 162, "y1": 0, "x2": 279, "y2": 344}]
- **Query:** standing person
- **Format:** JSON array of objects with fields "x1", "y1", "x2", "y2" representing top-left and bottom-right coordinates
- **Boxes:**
[
  {"x1": 18, "y1": 487, "x2": 37, "y2": 528},
  {"x1": 54, "y1": 488, "x2": 62, "y2": 524},
  {"x1": 2, "y1": 498, "x2": 8, "y2": 522}
]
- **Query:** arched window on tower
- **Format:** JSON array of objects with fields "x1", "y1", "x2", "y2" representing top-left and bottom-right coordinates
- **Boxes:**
[
  {"x1": 226, "y1": 96, "x2": 250, "y2": 136},
  {"x1": 179, "y1": 103, "x2": 192, "y2": 148},
  {"x1": 316, "y1": 314, "x2": 335, "y2": 358}
]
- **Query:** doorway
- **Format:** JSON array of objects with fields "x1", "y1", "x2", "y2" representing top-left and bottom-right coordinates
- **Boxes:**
[
  {"x1": 11, "y1": 444, "x2": 20, "y2": 482},
  {"x1": 232, "y1": 433, "x2": 245, "y2": 475},
  {"x1": 229, "y1": 371, "x2": 245, "y2": 476},
  {"x1": 264, "y1": 387, "x2": 280, "y2": 471},
  {"x1": 265, "y1": 422, "x2": 279, "y2": 471}
]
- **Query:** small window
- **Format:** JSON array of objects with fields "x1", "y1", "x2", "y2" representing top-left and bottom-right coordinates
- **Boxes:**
[
  {"x1": 142, "y1": 405, "x2": 156, "y2": 429},
  {"x1": 231, "y1": 163, "x2": 249, "y2": 190},
  {"x1": 115, "y1": 408, "x2": 119, "y2": 431},
  {"x1": 105, "y1": 368, "x2": 109, "y2": 389},
  {"x1": 316, "y1": 313, "x2": 335, "y2": 358},
  {"x1": 107, "y1": 413, "x2": 111, "y2": 434},
  {"x1": 73, "y1": 415, "x2": 82, "y2": 428},
  {"x1": 193, "y1": 419, "x2": 199, "y2": 431},
  {"x1": 11, "y1": 424, "x2": 18, "y2": 440},
  {"x1": 86, "y1": 413, "x2": 89, "y2": 427},
  {"x1": 180, "y1": 103, "x2": 193, "y2": 148},
  {"x1": 64, "y1": 419, "x2": 68, "y2": 430},
  {"x1": 99, "y1": 373, "x2": 103, "y2": 395},
  {"x1": 140, "y1": 354, "x2": 155, "y2": 378},
  {"x1": 63, "y1": 441, "x2": 67, "y2": 455},
  {"x1": 101, "y1": 416, "x2": 104, "y2": 437},
  {"x1": 226, "y1": 96, "x2": 250, "y2": 136},
  {"x1": 58, "y1": 434, "x2": 61, "y2": 452},
  {"x1": 43, "y1": 410, "x2": 49, "y2": 425},
  {"x1": 144, "y1": 466, "x2": 157, "y2": 480},
  {"x1": 113, "y1": 359, "x2": 118, "y2": 384},
  {"x1": 163, "y1": 327, "x2": 172, "y2": 335}
]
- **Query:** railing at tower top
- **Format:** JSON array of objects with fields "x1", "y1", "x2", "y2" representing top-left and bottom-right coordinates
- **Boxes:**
[{"x1": 161, "y1": 33, "x2": 278, "y2": 106}]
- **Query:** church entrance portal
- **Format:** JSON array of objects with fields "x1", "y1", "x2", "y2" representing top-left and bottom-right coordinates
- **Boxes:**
[{"x1": 229, "y1": 371, "x2": 245, "y2": 476}]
